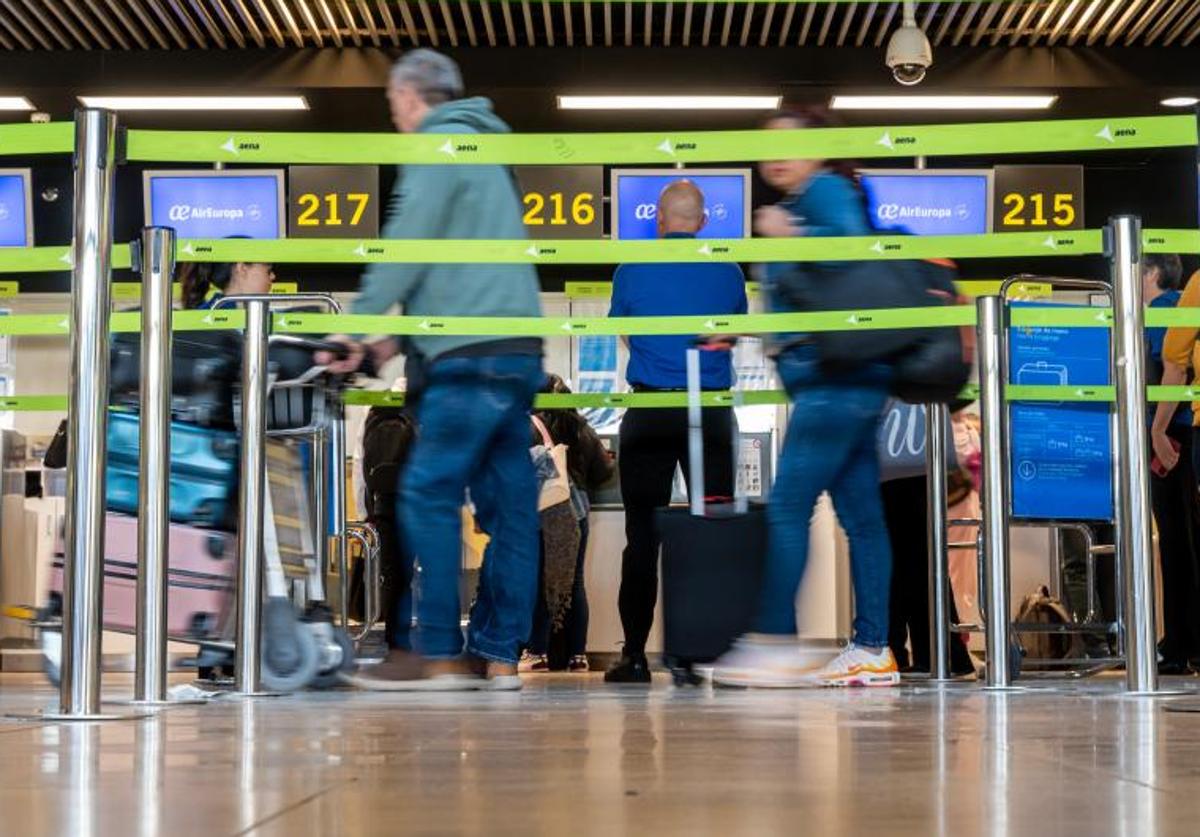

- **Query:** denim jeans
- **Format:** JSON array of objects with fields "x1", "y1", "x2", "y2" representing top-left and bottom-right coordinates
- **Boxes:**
[
  {"x1": 757, "y1": 348, "x2": 893, "y2": 648},
  {"x1": 398, "y1": 353, "x2": 545, "y2": 664}
]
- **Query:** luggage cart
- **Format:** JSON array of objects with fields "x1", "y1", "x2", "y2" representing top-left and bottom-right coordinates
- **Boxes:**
[
  {"x1": 949, "y1": 276, "x2": 1127, "y2": 678},
  {"x1": 15, "y1": 334, "x2": 381, "y2": 692}
]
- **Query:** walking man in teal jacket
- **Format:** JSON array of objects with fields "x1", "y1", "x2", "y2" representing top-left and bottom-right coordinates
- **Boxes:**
[{"x1": 323, "y1": 50, "x2": 544, "y2": 690}]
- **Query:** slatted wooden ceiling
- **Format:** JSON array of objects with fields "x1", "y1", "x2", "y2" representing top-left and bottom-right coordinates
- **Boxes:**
[{"x1": 0, "y1": 1, "x2": 1199, "y2": 51}]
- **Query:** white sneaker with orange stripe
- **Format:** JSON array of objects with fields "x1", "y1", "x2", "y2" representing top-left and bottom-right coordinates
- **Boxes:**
[{"x1": 808, "y1": 644, "x2": 900, "y2": 687}]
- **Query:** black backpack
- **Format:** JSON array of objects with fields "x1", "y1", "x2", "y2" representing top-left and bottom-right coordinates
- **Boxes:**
[{"x1": 773, "y1": 256, "x2": 972, "y2": 405}]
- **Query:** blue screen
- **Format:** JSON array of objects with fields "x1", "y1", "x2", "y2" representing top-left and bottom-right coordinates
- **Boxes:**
[
  {"x1": 614, "y1": 173, "x2": 748, "y2": 240},
  {"x1": 860, "y1": 173, "x2": 989, "y2": 236},
  {"x1": 1008, "y1": 302, "x2": 1113, "y2": 521},
  {"x1": 0, "y1": 173, "x2": 30, "y2": 247},
  {"x1": 147, "y1": 174, "x2": 282, "y2": 239}
]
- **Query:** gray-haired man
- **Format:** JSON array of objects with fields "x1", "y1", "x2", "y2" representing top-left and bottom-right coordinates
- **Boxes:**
[{"x1": 324, "y1": 50, "x2": 545, "y2": 690}]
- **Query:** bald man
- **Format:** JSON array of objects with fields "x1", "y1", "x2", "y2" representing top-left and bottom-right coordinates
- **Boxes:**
[{"x1": 604, "y1": 179, "x2": 748, "y2": 683}]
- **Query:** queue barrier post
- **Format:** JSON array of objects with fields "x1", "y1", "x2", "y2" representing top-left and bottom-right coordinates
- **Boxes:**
[
  {"x1": 977, "y1": 295, "x2": 1014, "y2": 690},
  {"x1": 234, "y1": 298, "x2": 270, "y2": 695},
  {"x1": 925, "y1": 403, "x2": 954, "y2": 683},
  {"x1": 133, "y1": 227, "x2": 175, "y2": 705},
  {"x1": 55, "y1": 109, "x2": 119, "y2": 719},
  {"x1": 1108, "y1": 215, "x2": 1161, "y2": 695}
]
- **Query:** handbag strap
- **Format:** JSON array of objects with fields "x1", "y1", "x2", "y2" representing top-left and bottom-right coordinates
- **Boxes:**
[{"x1": 530, "y1": 414, "x2": 553, "y2": 448}]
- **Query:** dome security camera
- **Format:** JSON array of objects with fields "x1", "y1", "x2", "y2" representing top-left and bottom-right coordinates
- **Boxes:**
[{"x1": 886, "y1": 2, "x2": 932, "y2": 86}]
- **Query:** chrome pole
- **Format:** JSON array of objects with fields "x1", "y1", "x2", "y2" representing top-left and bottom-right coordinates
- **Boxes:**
[
  {"x1": 1109, "y1": 215, "x2": 1159, "y2": 695},
  {"x1": 925, "y1": 403, "x2": 953, "y2": 682},
  {"x1": 978, "y1": 295, "x2": 1013, "y2": 689},
  {"x1": 234, "y1": 299, "x2": 270, "y2": 694},
  {"x1": 134, "y1": 227, "x2": 175, "y2": 704},
  {"x1": 311, "y1": 427, "x2": 328, "y2": 599},
  {"x1": 59, "y1": 109, "x2": 117, "y2": 717}
]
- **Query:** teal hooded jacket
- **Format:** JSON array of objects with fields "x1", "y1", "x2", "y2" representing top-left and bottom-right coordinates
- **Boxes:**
[{"x1": 350, "y1": 97, "x2": 542, "y2": 360}]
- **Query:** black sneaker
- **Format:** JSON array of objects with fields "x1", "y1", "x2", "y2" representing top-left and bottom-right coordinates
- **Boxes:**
[{"x1": 604, "y1": 653, "x2": 652, "y2": 684}]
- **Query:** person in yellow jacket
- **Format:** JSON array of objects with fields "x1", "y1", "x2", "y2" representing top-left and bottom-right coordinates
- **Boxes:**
[{"x1": 1151, "y1": 259, "x2": 1200, "y2": 673}]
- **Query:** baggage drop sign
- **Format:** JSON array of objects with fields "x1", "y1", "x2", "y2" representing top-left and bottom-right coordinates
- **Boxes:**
[{"x1": 1008, "y1": 301, "x2": 1113, "y2": 521}]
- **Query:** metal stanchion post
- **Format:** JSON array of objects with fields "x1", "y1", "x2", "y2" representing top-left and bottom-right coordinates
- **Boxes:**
[
  {"x1": 1108, "y1": 215, "x2": 1160, "y2": 695},
  {"x1": 977, "y1": 295, "x2": 1014, "y2": 690},
  {"x1": 55, "y1": 110, "x2": 119, "y2": 720},
  {"x1": 235, "y1": 299, "x2": 270, "y2": 694},
  {"x1": 925, "y1": 403, "x2": 953, "y2": 682},
  {"x1": 133, "y1": 227, "x2": 175, "y2": 704}
]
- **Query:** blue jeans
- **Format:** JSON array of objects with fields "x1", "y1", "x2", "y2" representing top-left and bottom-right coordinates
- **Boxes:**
[
  {"x1": 757, "y1": 349, "x2": 893, "y2": 648},
  {"x1": 399, "y1": 353, "x2": 545, "y2": 664}
]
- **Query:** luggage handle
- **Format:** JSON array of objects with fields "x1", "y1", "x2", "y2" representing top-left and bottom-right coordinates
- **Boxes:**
[{"x1": 686, "y1": 343, "x2": 746, "y2": 518}]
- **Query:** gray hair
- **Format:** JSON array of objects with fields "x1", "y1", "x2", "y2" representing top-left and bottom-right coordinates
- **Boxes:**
[{"x1": 389, "y1": 49, "x2": 464, "y2": 104}]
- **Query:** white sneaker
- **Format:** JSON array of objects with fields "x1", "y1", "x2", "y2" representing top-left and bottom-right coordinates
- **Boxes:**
[
  {"x1": 711, "y1": 636, "x2": 827, "y2": 688},
  {"x1": 809, "y1": 645, "x2": 900, "y2": 688}
]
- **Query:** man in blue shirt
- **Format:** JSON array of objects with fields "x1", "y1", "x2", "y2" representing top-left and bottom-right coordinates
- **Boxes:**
[{"x1": 604, "y1": 180, "x2": 748, "y2": 683}]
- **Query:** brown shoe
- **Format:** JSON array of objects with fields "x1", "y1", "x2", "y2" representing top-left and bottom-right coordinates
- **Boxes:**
[{"x1": 347, "y1": 651, "x2": 483, "y2": 692}]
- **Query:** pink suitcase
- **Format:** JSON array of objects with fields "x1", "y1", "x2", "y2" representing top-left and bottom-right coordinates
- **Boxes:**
[{"x1": 50, "y1": 512, "x2": 235, "y2": 641}]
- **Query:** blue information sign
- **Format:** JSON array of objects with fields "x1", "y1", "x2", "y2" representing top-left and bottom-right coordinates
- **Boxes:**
[{"x1": 1009, "y1": 302, "x2": 1113, "y2": 521}]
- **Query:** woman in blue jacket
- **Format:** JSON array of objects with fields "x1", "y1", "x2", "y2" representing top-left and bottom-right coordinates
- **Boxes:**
[{"x1": 714, "y1": 110, "x2": 899, "y2": 688}]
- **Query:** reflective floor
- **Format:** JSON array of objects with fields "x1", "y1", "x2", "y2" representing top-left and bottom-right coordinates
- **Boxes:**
[{"x1": 4, "y1": 672, "x2": 1200, "y2": 836}]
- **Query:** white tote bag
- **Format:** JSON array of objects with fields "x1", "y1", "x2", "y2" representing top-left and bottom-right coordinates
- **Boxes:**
[{"x1": 531, "y1": 414, "x2": 572, "y2": 511}]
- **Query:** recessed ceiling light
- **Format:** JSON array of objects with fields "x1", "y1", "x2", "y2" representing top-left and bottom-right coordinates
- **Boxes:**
[
  {"x1": 1161, "y1": 97, "x2": 1200, "y2": 108},
  {"x1": 0, "y1": 96, "x2": 35, "y2": 111},
  {"x1": 558, "y1": 95, "x2": 782, "y2": 111},
  {"x1": 830, "y1": 94, "x2": 1058, "y2": 111},
  {"x1": 77, "y1": 95, "x2": 309, "y2": 111}
]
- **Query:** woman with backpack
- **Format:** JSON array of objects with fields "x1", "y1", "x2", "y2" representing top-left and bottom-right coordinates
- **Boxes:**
[
  {"x1": 714, "y1": 108, "x2": 900, "y2": 688},
  {"x1": 523, "y1": 375, "x2": 615, "y2": 672}
]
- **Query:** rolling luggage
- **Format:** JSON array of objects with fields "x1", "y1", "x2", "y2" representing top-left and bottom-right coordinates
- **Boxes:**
[
  {"x1": 110, "y1": 328, "x2": 241, "y2": 428},
  {"x1": 48, "y1": 512, "x2": 235, "y2": 640},
  {"x1": 104, "y1": 411, "x2": 239, "y2": 530},
  {"x1": 657, "y1": 345, "x2": 767, "y2": 686}
]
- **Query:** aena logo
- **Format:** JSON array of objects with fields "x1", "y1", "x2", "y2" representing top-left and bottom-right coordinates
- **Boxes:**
[
  {"x1": 193, "y1": 245, "x2": 214, "y2": 254},
  {"x1": 893, "y1": 136, "x2": 917, "y2": 146},
  {"x1": 239, "y1": 142, "x2": 261, "y2": 151},
  {"x1": 1114, "y1": 128, "x2": 1137, "y2": 138},
  {"x1": 1148, "y1": 237, "x2": 1167, "y2": 246},
  {"x1": 366, "y1": 246, "x2": 385, "y2": 255},
  {"x1": 674, "y1": 142, "x2": 697, "y2": 151},
  {"x1": 456, "y1": 143, "x2": 479, "y2": 152}
]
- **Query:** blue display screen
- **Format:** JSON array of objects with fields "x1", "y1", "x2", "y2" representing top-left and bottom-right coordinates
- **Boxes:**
[
  {"x1": 859, "y1": 172, "x2": 990, "y2": 236},
  {"x1": 614, "y1": 172, "x2": 748, "y2": 240},
  {"x1": 0, "y1": 173, "x2": 31, "y2": 247},
  {"x1": 147, "y1": 173, "x2": 283, "y2": 239},
  {"x1": 1009, "y1": 302, "x2": 1113, "y2": 521}
]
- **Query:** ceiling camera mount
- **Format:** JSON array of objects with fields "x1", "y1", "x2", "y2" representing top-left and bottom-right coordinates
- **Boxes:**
[{"x1": 886, "y1": 1, "x2": 933, "y2": 86}]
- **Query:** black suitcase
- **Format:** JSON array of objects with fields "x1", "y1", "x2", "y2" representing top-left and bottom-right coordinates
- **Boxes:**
[{"x1": 656, "y1": 345, "x2": 768, "y2": 686}]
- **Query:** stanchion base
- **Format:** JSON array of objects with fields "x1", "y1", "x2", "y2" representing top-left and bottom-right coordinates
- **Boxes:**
[
  {"x1": 109, "y1": 698, "x2": 209, "y2": 707},
  {"x1": 1162, "y1": 699, "x2": 1200, "y2": 713},
  {"x1": 224, "y1": 690, "x2": 287, "y2": 699},
  {"x1": 981, "y1": 685, "x2": 1028, "y2": 693},
  {"x1": 6, "y1": 710, "x2": 149, "y2": 722},
  {"x1": 1118, "y1": 689, "x2": 1192, "y2": 699}
]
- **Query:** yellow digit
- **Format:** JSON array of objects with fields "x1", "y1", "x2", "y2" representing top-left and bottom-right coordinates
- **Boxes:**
[
  {"x1": 1053, "y1": 193, "x2": 1076, "y2": 227},
  {"x1": 572, "y1": 193, "x2": 596, "y2": 226},
  {"x1": 347, "y1": 193, "x2": 370, "y2": 226},
  {"x1": 1029, "y1": 193, "x2": 1048, "y2": 226},
  {"x1": 297, "y1": 193, "x2": 320, "y2": 226},
  {"x1": 1002, "y1": 193, "x2": 1025, "y2": 226},
  {"x1": 324, "y1": 192, "x2": 342, "y2": 225},
  {"x1": 549, "y1": 192, "x2": 568, "y2": 225},
  {"x1": 523, "y1": 192, "x2": 545, "y2": 225}
]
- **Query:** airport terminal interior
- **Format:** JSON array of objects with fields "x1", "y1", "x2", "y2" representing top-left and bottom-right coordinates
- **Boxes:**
[{"x1": 3, "y1": 1, "x2": 1200, "y2": 835}]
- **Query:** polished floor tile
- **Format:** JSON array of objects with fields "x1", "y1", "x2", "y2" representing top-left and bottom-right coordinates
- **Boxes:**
[{"x1": 3, "y1": 672, "x2": 1200, "y2": 836}]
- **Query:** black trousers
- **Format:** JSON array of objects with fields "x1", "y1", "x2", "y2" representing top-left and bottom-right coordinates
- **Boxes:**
[
  {"x1": 882, "y1": 475, "x2": 975, "y2": 673},
  {"x1": 1152, "y1": 425, "x2": 1200, "y2": 663},
  {"x1": 617, "y1": 405, "x2": 735, "y2": 656}
]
